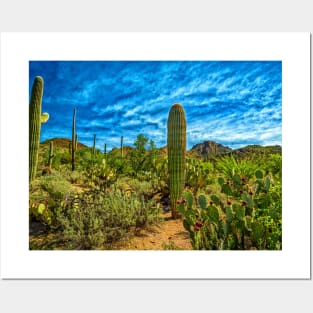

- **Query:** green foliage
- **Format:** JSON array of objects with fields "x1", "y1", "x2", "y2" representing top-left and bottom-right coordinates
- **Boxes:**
[
  {"x1": 84, "y1": 158, "x2": 117, "y2": 189},
  {"x1": 179, "y1": 170, "x2": 282, "y2": 250},
  {"x1": 55, "y1": 188, "x2": 161, "y2": 249},
  {"x1": 215, "y1": 154, "x2": 259, "y2": 181},
  {"x1": 128, "y1": 134, "x2": 149, "y2": 174},
  {"x1": 167, "y1": 103, "x2": 187, "y2": 218},
  {"x1": 29, "y1": 172, "x2": 76, "y2": 226},
  {"x1": 264, "y1": 154, "x2": 282, "y2": 179},
  {"x1": 186, "y1": 158, "x2": 214, "y2": 195}
]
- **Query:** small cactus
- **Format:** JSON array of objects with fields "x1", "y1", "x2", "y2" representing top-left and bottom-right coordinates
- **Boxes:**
[
  {"x1": 198, "y1": 194, "x2": 208, "y2": 210},
  {"x1": 29, "y1": 76, "x2": 49, "y2": 181},
  {"x1": 183, "y1": 191, "x2": 194, "y2": 210}
]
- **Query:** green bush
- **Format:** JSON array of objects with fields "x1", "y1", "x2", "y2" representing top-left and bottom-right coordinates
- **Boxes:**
[
  {"x1": 55, "y1": 188, "x2": 161, "y2": 249},
  {"x1": 214, "y1": 154, "x2": 259, "y2": 181},
  {"x1": 29, "y1": 171, "x2": 76, "y2": 226}
]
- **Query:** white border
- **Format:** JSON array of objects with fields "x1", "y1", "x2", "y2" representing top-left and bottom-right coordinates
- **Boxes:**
[{"x1": 0, "y1": 33, "x2": 310, "y2": 279}]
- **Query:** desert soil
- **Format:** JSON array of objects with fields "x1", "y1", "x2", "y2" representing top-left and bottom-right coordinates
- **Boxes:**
[{"x1": 112, "y1": 211, "x2": 192, "y2": 250}]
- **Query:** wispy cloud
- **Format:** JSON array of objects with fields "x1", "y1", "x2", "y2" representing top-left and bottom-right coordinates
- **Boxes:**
[{"x1": 29, "y1": 61, "x2": 282, "y2": 151}]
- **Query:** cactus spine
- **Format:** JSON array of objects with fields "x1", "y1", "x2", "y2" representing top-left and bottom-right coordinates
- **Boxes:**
[
  {"x1": 167, "y1": 103, "x2": 186, "y2": 218},
  {"x1": 121, "y1": 136, "x2": 124, "y2": 157},
  {"x1": 71, "y1": 107, "x2": 76, "y2": 171},
  {"x1": 29, "y1": 76, "x2": 49, "y2": 181},
  {"x1": 47, "y1": 141, "x2": 54, "y2": 168}
]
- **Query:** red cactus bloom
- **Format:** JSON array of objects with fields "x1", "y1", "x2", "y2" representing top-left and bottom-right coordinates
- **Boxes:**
[
  {"x1": 239, "y1": 190, "x2": 244, "y2": 194},
  {"x1": 227, "y1": 200, "x2": 232, "y2": 205},
  {"x1": 249, "y1": 191, "x2": 253, "y2": 196},
  {"x1": 195, "y1": 221, "x2": 203, "y2": 231},
  {"x1": 241, "y1": 201, "x2": 247, "y2": 206},
  {"x1": 209, "y1": 201, "x2": 213, "y2": 206}
]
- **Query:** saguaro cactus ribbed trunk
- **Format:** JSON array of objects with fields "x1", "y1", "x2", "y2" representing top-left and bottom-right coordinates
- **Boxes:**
[
  {"x1": 93, "y1": 134, "x2": 96, "y2": 154},
  {"x1": 29, "y1": 76, "x2": 49, "y2": 181},
  {"x1": 71, "y1": 107, "x2": 76, "y2": 171},
  {"x1": 167, "y1": 103, "x2": 186, "y2": 219},
  {"x1": 48, "y1": 141, "x2": 54, "y2": 168},
  {"x1": 121, "y1": 136, "x2": 124, "y2": 157}
]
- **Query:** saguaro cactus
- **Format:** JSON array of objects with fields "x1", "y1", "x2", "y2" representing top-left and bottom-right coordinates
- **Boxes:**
[
  {"x1": 167, "y1": 103, "x2": 187, "y2": 218},
  {"x1": 29, "y1": 76, "x2": 49, "y2": 181},
  {"x1": 47, "y1": 141, "x2": 55, "y2": 168},
  {"x1": 71, "y1": 107, "x2": 76, "y2": 171},
  {"x1": 93, "y1": 134, "x2": 96, "y2": 154},
  {"x1": 75, "y1": 133, "x2": 78, "y2": 151},
  {"x1": 120, "y1": 136, "x2": 124, "y2": 157}
]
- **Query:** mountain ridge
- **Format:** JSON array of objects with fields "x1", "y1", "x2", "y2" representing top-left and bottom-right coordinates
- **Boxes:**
[{"x1": 41, "y1": 138, "x2": 282, "y2": 159}]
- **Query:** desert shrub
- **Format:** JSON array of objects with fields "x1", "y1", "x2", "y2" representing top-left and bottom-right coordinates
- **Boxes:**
[
  {"x1": 214, "y1": 154, "x2": 259, "y2": 181},
  {"x1": 29, "y1": 171, "x2": 76, "y2": 226},
  {"x1": 264, "y1": 154, "x2": 282, "y2": 179},
  {"x1": 114, "y1": 177, "x2": 155, "y2": 199},
  {"x1": 84, "y1": 159, "x2": 117, "y2": 188},
  {"x1": 55, "y1": 188, "x2": 161, "y2": 249}
]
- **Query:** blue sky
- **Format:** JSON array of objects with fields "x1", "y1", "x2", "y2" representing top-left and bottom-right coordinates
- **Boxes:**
[{"x1": 29, "y1": 61, "x2": 282, "y2": 151}]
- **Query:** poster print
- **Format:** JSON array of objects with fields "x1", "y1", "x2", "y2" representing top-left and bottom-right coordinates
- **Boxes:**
[{"x1": 0, "y1": 33, "x2": 310, "y2": 279}]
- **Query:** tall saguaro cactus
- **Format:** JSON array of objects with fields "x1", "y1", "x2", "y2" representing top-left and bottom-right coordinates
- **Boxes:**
[
  {"x1": 29, "y1": 76, "x2": 49, "y2": 182},
  {"x1": 47, "y1": 141, "x2": 54, "y2": 168},
  {"x1": 71, "y1": 107, "x2": 76, "y2": 171},
  {"x1": 93, "y1": 134, "x2": 96, "y2": 154},
  {"x1": 120, "y1": 135, "x2": 124, "y2": 157},
  {"x1": 167, "y1": 103, "x2": 187, "y2": 218}
]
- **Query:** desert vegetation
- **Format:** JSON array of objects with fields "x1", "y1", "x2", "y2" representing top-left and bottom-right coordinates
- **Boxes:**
[{"x1": 29, "y1": 76, "x2": 282, "y2": 250}]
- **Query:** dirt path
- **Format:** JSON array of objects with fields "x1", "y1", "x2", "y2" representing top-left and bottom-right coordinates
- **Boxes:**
[{"x1": 112, "y1": 212, "x2": 193, "y2": 250}]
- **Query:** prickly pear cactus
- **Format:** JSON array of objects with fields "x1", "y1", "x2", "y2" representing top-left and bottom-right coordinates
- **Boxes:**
[
  {"x1": 29, "y1": 76, "x2": 49, "y2": 181},
  {"x1": 167, "y1": 103, "x2": 186, "y2": 218}
]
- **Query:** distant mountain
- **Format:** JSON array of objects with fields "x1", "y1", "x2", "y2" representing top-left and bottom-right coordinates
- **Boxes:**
[
  {"x1": 188, "y1": 141, "x2": 232, "y2": 159},
  {"x1": 41, "y1": 138, "x2": 88, "y2": 150},
  {"x1": 228, "y1": 144, "x2": 282, "y2": 159},
  {"x1": 40, "y1": 138, "x2": 282, "y2": 160},
  {"x1": 188, "y1": 141, "x2": 282, "y2": 160}
]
